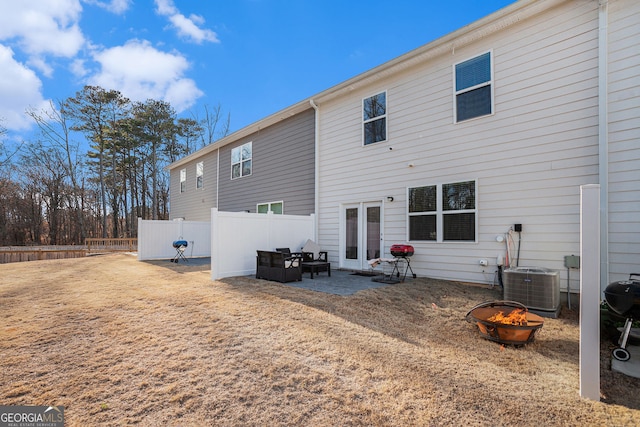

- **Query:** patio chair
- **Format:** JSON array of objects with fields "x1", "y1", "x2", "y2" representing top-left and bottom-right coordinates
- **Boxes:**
[
  {"x1": 275, "y1": 248, "x2": 303, "y2": 260},
  {"x1": 256, "y1": 250, "x2": 302, "y2": 283}
]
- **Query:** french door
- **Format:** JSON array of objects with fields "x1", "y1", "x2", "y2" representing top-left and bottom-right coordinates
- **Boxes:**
[{"x1": 342, "y1": 202, "x2": 382, "y2": 270}]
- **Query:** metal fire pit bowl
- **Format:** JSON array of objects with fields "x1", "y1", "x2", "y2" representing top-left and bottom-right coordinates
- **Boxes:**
[{"x1": 466, "y1": 301, "x2": 545, "y2": 346}]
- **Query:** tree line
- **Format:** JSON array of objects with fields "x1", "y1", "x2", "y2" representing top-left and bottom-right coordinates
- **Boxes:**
[{"x1": 0, "y1": 85, "x2": 229, "y2": 246}]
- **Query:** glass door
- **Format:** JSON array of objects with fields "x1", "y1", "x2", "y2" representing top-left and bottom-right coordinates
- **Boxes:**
[
  {"x1": 365, "y1": 203, "x2": 381, "y2": 264},
  {"x1": 341, "y1": 202, "x2": 382, "y2": 270}
]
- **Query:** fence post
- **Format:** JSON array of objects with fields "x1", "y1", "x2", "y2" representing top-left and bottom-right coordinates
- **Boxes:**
[{"x1": 580, "y1": 184, "x2": 600, "y2": 401}]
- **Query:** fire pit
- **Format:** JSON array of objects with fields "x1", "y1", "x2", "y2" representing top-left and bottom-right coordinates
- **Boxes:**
[{"x1": 466, "y1": 301, "x2": 545, "y2": 345}]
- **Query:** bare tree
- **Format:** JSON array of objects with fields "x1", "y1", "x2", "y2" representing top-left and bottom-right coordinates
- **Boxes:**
[
  {"x1": 26, "y1": 101, "x2": 89, "y2": 243},
  {"x1": 21, "y1": 142, "x2": 69, "y2": 244},
  {"x1": 192, "y1": 103, "x2": 230, "y2": 150},
  {"x1": 0, "y1": 121, "x2": 23, "y2": 168}
]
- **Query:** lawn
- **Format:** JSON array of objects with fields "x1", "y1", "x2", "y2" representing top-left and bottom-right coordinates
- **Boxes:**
[{"x1": 1, "y1": 254, "x2": 639, "y2": 426}]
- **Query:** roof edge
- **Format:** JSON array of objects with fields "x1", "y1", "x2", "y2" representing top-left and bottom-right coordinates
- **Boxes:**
[
  {"x1": 311, "y1": 0, "x2": 570, "y2": 104},
  {"x1": 167, "y1": 99, "x2": 312, "y2": 170}
]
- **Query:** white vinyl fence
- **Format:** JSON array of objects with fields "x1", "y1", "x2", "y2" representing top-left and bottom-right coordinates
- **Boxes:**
[
  {"x1": 211, "y1": 208, "x2": 316, "y2": 279},
  {"x1": 137, "y1": 218, "x2": 211, "y2": 260}
]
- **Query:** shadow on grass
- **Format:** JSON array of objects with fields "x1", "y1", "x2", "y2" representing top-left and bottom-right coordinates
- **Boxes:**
[{"x1": 143, "y1": 257, "x2": 211, "y2": 274}]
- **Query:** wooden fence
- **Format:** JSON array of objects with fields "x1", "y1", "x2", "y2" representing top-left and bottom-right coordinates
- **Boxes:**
[
  {"x1": 0, "y1": 246, "x2": 87, "y2": 264},
  {"x1": 86, "y1": 238, "x2": 137, "y2": 254},
  {"x1": 0, "y1": 239, "x2": 138, "y2": 264}
]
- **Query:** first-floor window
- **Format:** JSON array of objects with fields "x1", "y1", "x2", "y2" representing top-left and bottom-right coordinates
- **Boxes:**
[
  {"x1": 408, "y1": 180, "x2": 476, "y2": 242},
  {"x1": 257, "y1": 201, "x2": 283, "y2": 214},
  {"x1": 180, "y1": 168, "x2": 186, "y2": 193},
  {"x1": 196, "y1": 161, "x2": 203, "y2": 189}
]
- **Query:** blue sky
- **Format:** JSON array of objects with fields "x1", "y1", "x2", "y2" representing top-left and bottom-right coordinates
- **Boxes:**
[{"x1": 0, "y1": 0, "x2": 517, "y2": 145}]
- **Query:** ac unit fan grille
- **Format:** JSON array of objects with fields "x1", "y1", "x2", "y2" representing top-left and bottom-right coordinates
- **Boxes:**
[{"x1": 503, "y1": 267, "x2": 560, "y2": 312}]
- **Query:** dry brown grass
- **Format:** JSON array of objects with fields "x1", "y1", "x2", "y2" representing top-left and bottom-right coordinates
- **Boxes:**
[{"x1": 1, "y1": 253, "x2": 639, "y2": 426}]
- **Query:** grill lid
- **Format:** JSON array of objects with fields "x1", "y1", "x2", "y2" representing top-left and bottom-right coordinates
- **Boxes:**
[
  {"x1": 604, "y1": 279, "x2": 640, "y2": 317},
  {"x1": 173, "y1": 240, "x2": 188, "y2": 248},
  {"x1": 390, "y1": 244, "x2": 414, "y2": 256}
]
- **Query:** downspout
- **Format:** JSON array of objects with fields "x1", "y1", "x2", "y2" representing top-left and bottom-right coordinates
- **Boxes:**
[
  {"x1": 216, "y1": 148, "x2": 220, "y2": 210},
  {"x1": 598, "y1": 0, "x2": 609, "y2": 295},
  {"x1": 310, "y1": 99, "x2": 320, "y2": 242}
]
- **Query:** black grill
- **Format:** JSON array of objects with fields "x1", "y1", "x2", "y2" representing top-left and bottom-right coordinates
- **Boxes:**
[{"x1": 604, "y1": 273, "x2": 640, "y2": 361}]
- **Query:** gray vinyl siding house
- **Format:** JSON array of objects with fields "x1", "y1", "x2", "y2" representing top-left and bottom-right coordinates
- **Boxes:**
[
  {"x1": 217, "y1": 109, "x2": 315, "y2": 214},
  {"x1": 169, "y1": 152, "x2": 218, "y2": 222},
  {"x1": 168, "y1": 102, "x2": 315, "y2": 220}
]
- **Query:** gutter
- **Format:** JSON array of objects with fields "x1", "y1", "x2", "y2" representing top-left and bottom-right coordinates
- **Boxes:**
[
  {"x1": 598, "y1": 0, "x2": 609, "y2": 293},
  {"x1": 310, "y1": 99, "x2": 319, "y2": 242}
]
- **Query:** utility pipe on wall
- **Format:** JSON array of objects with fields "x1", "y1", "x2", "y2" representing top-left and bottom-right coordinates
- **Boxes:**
[
  {"x1": 598, "y1": 0, "x2": 609, "y2": 295},
  {"x1": 310, "y1": 99, "x2": 320, "y2": 243}
]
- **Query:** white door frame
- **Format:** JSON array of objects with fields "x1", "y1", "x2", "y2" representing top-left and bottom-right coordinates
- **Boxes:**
[{"x1": 339, "y1": 201, "x2": 384, "y2": 270}]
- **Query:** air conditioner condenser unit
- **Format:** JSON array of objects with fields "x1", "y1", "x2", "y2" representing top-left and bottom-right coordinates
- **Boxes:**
[{"x1": 503, "y1": 267, "x2": 560, "y2": 318}]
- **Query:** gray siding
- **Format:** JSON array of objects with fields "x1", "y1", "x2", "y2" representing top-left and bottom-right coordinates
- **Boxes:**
[
  {"x1": 169, "y1": 151, "x2": 218, "y2": 221},
  {"x1": 219, "y1": 108, "x2": 315, "y2": 214}
]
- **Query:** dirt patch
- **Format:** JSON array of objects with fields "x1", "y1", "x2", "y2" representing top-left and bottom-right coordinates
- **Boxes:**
[{"x1": 1, "y1": 254, "x2": 639, "y2": 426}]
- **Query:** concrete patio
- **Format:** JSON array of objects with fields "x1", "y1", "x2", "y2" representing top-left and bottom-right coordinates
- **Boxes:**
[{"x1": 150, "y1": 256, "x2": 412, "y2": 296}]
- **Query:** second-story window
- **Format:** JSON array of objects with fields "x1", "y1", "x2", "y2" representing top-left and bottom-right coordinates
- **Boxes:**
[
  {"x1": 363, "y1": 91, "x2": 387, "y2": 145},
  {"x1": 196, "y1": 161, "x2": 203, "y2": 189},
  {"x1": 231, "y1": 142, "x2": 252, "y2": 179},
  {"x1": 455, "y1": 52, "x2": 493, "y2": 122},
  {"x1": 180, "y1": 168, "x2": 186, "y2": 193}
]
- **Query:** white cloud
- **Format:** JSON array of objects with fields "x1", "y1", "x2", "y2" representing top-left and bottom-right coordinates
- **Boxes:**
[
  {"x1": 164, "y1": 78, "x2": 204, "y2": 113},
  {"x1": 27, "y1": 56, "x2": 55, "y2": 78},
  {"x1": 89, "y1": 39, "x2": 203, "y2": 112},
  {"x1": 154, "y1": 0, "x2": 219, "y2": 44},
  {"x1": 70, "y1": 59, "x2": 89, "y2": 78},
  {"x1": 82, "y1": 0, "x2": 131, "y2": 14},
  {"x1": 0, "y1": 45, "x2": 49, "y2": 130},
  {"x1": 0, "y1": 0, "x2": 85, "y2": 57},
  {"x1": 154, "y1": 0, "x2": 177, "y2": 16}
]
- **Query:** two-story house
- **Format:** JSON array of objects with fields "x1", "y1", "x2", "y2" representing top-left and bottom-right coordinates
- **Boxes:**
[
  {"x1": 169, "y1": 0, "x2": 639, "y2": 290},
  {"x1": 168, "y1": 101, "x2": 315, "y2": 220}
]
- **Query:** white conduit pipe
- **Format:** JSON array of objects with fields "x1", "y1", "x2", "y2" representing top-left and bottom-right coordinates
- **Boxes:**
[{"x1": 598, "y1": 0, "x2": 609, "y2": 294}]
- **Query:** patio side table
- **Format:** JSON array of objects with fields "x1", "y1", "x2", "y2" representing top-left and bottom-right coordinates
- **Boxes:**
[{"x1": 302, "y1": 261, "x2": 331, "y2": 279}]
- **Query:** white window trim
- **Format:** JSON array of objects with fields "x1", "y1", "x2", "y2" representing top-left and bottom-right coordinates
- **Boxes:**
[
  {"x1": 362, "y1": 90, "x2": 388, "y2": 146},
  {"x1": 453, "y1": 50, "x2": 494, "y2": 124},
  {"x1": 179, "y1": 168, "x2": 186, "y2": 193},
  {"x1": 231, "y1": 141, "x2": 252, "y2": 180},
  {"x1": 257, "y1": 201, "x2": 284, "y2": 214},
  {"x1": 196, "y1": 161, "x2": 204, "y2": 189},
  {"x1": 406, "y1": 180, "x2": 478, "y2": 243}
]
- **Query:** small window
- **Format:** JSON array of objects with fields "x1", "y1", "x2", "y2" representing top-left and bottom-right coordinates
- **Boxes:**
[
  {"x1": 231, "y1": 142, "x2": 252, "y2": 179},
  {"x1": 257, "y1": 201, "x2": 283, "y2": 214},
  {"x1": 455, "y1": 52, "x2": 492, "y2": 122},
  {"x1": 363, "y1": 91, "x2": 387, "y2": 145},
  {"x1": 196, "y1": 161, "x2": 203, "y2": 189},
  {"x1": 408, "y1": 180, "x2": 476, "y2": 242},
  {"x1": 180, "y1": 168, "x2": 186, "y2": 193}
]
